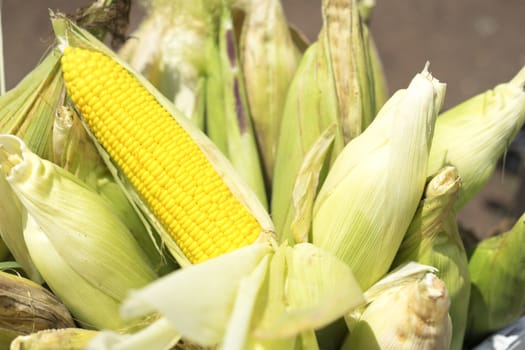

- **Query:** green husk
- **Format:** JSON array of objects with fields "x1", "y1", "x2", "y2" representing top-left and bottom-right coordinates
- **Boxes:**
[
  {"x1": 392, "y1": 166, "x2": 470, "y2": 350},
  {"x1": 204, "y1": 4, "x2": 268, "y2": 209},
  {"x1": 465, "y1": 212, "x2": 525, "y2": 344},
  {"x1": 238, "y1": 0, "x2": 302, "y2": 183},
  {"x1": 428, "y1": 66, "x2": 525, "y2": 209},
  {"x1": 312, "y1": 66, "x2": 445, "y2": 290},
  {"x1": 0, "y1": 134, "x2": 157, "y2": 330}
]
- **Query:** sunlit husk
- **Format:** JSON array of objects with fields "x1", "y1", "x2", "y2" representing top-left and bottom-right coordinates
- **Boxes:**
[
  {"x1": 99, "y1": 242, "x2": 363, "y2": 350},
  {"x1": 312, "y1": 67, "x2": 446, "y2": 290},
  {"x1": 428, "y1": 66, "x2": 525, "y2": 209},
  {"x1": 343, "y1": 264, "x2": 452, "y2": 350},
  {"x1": 0, "y1": 134, "x2": 157, "y2": 330},
  {"x1": 466, "y1": 212, "x2": 525, "y2": 344},
  {"x1": 392, "y1": 166, "x2": 470, "y2": 350}
]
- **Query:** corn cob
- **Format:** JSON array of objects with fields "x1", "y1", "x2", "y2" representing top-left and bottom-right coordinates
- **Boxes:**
[
  {"x1": 392, "y1": 166, "x2": 470, "y2": 350},
  {"x1": 312, "y1": 66, "x2": 445, "y2": 290},
  {"x1": 465, "y1": 212, "x2": 525, "y2": 345},
  {"x1": 343, "y1": 264, "x2": 452, "y2": 350},
  {"x1": 0, "y1": 271, "x2": 75, "y2": 348},
  {"x1": 428, "y1": 66, "x2": 525, "y2": 209},
  {"x1": 57, "y1": 16, "x2": 273, "y2": 265}
]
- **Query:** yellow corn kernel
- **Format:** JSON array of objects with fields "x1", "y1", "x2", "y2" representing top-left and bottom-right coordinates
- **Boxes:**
[{"x1": 61, "y1": 46, "x2": 261, "y2": 263}]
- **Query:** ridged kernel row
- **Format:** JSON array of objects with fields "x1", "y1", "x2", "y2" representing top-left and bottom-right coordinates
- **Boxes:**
[{"x1": 61, "y1": 46, "x2": 261, "y2": 263}]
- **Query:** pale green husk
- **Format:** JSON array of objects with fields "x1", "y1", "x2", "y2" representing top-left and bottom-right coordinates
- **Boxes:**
[
  {"x1": 466, "y1": 212, "x2": 525, "y2": 344},
  {"x1": 343, "y1": 263, "x2": 452, "y2": 350},
  {"x1": 312, "y1": 66, "x2": 446, "y2": 290},
  {"x1": 392, "y1": 166, "x2": 470, "y2": 350},
  {"x1": 428, "y1": 66, "x2": 525, "y2": 209},
  {"x1": 0, "y1": 134, "x2": 157, "y2": 330}
]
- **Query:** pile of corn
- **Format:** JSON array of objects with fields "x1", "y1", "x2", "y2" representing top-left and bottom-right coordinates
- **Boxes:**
[{"x1": 0, "y1": 0, "x2": 524, "y2": 349}]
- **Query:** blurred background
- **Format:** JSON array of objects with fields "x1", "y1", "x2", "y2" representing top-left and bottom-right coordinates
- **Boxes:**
[{"x1": 2, "y1": 0, "x2": 524, "y2": 238}]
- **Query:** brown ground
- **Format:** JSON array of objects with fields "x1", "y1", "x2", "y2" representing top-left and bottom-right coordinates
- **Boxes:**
[{"x1": 3, "y1": 0, "x2": 524, "y2": 239}]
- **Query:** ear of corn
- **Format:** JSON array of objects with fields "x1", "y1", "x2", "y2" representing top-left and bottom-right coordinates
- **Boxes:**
[
  {"x1": 312, "y1": 66, "x2": 446, "y2": 290},
  {"x1": 238, "y1": 0, "x2": 302, "y2": 183},
  {"x1": 0, "y1": 271, "x2": 75, "y2": 348},
  {"x1": 271, "y1": 42, "x2": 344, "y2": 242},
  {"x1": 465, "y1": 212, "x2": 525, "y2": 344},
  {"x1": 392, "y1": 166, "x2": 471, "y2": 350},
  {"x1": 343, "y1": 263, "x2": 452, "y2": 350},
  {"x1": 9, "y1": 328, "x2": 98, "y2": 350},
  {"x1": 0, "y1": 134, "x2": 157, "y2": 330},
  {"x1": 204, "y1": 4, "x2": 268, "y2": 208},
  {"x1": 53, "y1": 16, "x2": 274, "y2": 266},
  {"x1": 428, "y1": 66, "x2": 525, "y2": 209}
]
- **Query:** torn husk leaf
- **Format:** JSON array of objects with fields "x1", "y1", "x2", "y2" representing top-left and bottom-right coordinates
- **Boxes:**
[
  {"x1": 312, "y1": 66, "x2": 446, "y2": 290},
  {"x1": 239, "y1": 0, "x2": 302, "y2": 183},
  {"x1": 290, "y1": 126, "x2": 336, "y2": 243},
  {"x1": 343, "y1": 264, "x2": 452, "y2": 350},
  {"x1": 0, "y1": 134, "x2": 157, "y2": 330},
  {"x1": 466, "y1": 212, "x2": 525, "y2": 344},
  {"x1": 119, "y1": 243, "x2": 273, "y2": 347},
  {"x1": 392, "y1": 166, "x2": 470, "y2": 350},
  {"x1": 9, "y1": 328, "x2": 97, "y2": 350},
  {"x1": 428, "y1": 66, "x2": 525, "y2": 209},
  {"x1": 271, "y1": 41, "x2": 344, "y2": 243},
  {"x1": 0, "y1": 271, "x2": 75, "y2": 348}
]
